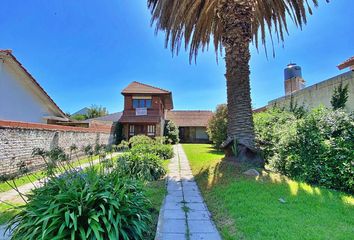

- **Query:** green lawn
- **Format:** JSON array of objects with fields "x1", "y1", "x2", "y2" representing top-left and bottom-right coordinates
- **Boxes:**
[
  {"x1": 144, "y1": 158, "x2": 169, "y2": 239},
  {"x1": 183, "y1": 144, "x2": 354, "y2": 240},
  {"x1": 0, "y1": 203, "x2": 21, "y2": 225}
]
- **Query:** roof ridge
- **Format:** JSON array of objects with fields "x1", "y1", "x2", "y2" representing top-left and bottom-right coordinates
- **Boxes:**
[
  {"x1": 0, "y1": 49, "x2": 13, "y2": 53},
  {"x1": 132, "y1": 81, "x2": 171, "y2": 93}
]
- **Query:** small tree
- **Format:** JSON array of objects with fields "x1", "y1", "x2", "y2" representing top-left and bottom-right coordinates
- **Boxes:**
[
  {"x1": 331, "y1": 82, "x2": 349, "y2": 110},
  {"x1": 164, "y1": 120, "x2": 179, "y2": 144},
  {"x1": 207, "y1": 104, "x2": 227, "y2": 149},
  {"x1": 87, "y1": 105, "x2": 108, "y2": 119},
  {"x1": 71, "y1": 114, "x2": 88, "y2": 121}
]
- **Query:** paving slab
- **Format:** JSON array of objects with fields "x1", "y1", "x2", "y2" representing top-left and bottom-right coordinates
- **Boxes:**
[
  {"x1": 159, "y1": 219, "x2": 186, "y2": 233},
  {"x1": 163, "y1": 209, "x2": 186, "y2": 220},
  {"x1": 188, "y1": 220, "x2": 218, "y2": 233},
  {"x1": 155, "y1": 145, "x2": 221, "y2": 240},
  {"x1": 0, "y1": 225, "x2": 10, "y2": 240},
  {"x1": 156, "y1": 233, "x2": 186, "y2": 240},
  {"x1": 188, "y1": 210, "x2": 211, "y2": 220}
]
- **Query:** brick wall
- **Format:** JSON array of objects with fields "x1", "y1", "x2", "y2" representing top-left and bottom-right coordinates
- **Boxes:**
[{"x1": 0, "y1": 120, "x2": 115, "y2": 176}]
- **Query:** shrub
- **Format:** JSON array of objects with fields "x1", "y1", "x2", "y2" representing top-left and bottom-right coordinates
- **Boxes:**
[
  {"x1": 164, "y1": 120, "x2": 179, "y2": 144},
  {"x1": 331, "y1": 82, "x2": 349, "y2": 110},
  {"x1": 117, "y1": 140, "x2": 129, "y2": 152},
  {"x1": 130, "y1": 144, "x2": 174, "y2": 160},
  {"x1": 7, "y1": 167, "x2": 152, "y2": 239},
  {"x1": 129, "y1": 135, "x2": 154, "y2": 147},
  {"x1": 117, "y1": 152, "x2": 166, "y2": 181},
  {"x1": 207, "y1": 104, "x2": 227, "y2": 148},
  {"x1": 254, "y1": 107, "x2": 354, "y2": 193}
]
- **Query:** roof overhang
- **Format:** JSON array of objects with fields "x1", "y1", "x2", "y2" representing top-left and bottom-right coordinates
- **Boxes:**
[
  {"x1": 337, "y1": 56, "x2": 354, "y2": 70},
  {"x1": 0, "y1": 50, "x2": 69, "y2": 121}
]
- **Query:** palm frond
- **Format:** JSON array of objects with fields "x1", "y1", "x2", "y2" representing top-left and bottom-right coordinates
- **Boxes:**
[{"x1": 148, "y1": 0, "x2": 328, "y2": 61}]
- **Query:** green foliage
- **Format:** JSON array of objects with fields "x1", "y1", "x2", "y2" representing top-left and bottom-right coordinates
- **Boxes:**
[
  {"x1": 130, "y1": 144, "x2": 173, "y2": 160},
  {"x1": 129, "y1": 135, "x2": 154, "y2": 147},
  {"x1": 331, "y1": 82, "x2": 349, "y2": 110},
  {"x1": 231, "y1": 139, "x2": 238, "y2": 157},
  {"x1": 113, "y1": 122, "x2": 124, "y2": 144},
  {"x1": 7, "y1": 167, "x2": 152, "y2": 240},
  {"x1": 71, "y1": 114, "x2": 88, "y2": 121},
  {"x1": 117, "y1": 152, "x2": 166, "y2": 181},
  {"x1": 86, "y1": 105, "x2": 109, "y2": 119},
  {"x1": 207, "y1": 104, "x2": 227, "y2": 149},
  {"x1": 288, "y1": 96, "x2": 307, "y2": 119},
  {"x1": 164, "y1": 120, "x2": 179, "y2": 144},
  {"x1": 117, "y1": 140, "x2": 129, "y2": 152},
  {"x1": 254, "y1": 107, "x2": 354, "y2": 193}
]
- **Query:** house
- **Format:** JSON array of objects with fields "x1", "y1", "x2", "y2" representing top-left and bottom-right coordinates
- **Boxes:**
[
  {"x1": 118, "y1": 81, "x2": 212, "y2": 142},
  {"x1": 0, "y1": 50, "x2": 69, "y2": 123},
  {"x1": 255, "y1": 59, "x2": 354, "y2": 112},
  {"x1": 166, "y1": 110, "x2": 212, "y2": 143}
]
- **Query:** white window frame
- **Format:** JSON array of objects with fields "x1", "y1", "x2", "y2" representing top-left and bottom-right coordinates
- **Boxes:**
[
  {"x1": 129, "y1": 125, "x2": 135, "y2": 136},
  {"x1": 147, "y1": 125, "x2": 155, "y2": 136}
]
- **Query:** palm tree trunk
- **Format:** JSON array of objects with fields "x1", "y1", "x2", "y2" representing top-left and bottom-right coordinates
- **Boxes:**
[{"x1": 220, "y1": 0, "x2": 255, "y2": 150}]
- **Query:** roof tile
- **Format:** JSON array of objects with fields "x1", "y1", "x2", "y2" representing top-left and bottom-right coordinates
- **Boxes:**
[{"x1": 166, "y1": 110, "x2": 213, "y2": 127}]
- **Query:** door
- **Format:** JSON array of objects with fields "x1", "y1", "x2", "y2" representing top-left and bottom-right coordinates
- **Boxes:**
[{"x1": 134, "y1": 125, "x2": 146, "y2": 135}]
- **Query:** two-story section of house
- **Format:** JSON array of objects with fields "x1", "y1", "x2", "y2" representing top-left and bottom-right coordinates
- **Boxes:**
[{"x1": 118, "y1": 81, "x2": 173, "y2": 139}]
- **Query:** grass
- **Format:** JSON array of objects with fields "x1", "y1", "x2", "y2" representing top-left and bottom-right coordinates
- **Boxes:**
[
  {"x1": 182, "y1": 144, "x2": 354, "y2": 240},
  {"x1": 0, "y1": 203, "x2": 21, "y2": 225},
  {"x1": 0, "y1": 155, "x2": 100, "y2": 193},
  {"x1": 144, "y1": 158, "x2": 170, "y2": 239}
]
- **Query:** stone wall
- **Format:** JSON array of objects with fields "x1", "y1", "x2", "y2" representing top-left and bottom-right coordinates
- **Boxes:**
[
  {"x1": 268, "y1": 71, "x2": 354, "y2": 111},
  {"x1": 0, "y1": 120, "x2": 115, "y2": 176}
]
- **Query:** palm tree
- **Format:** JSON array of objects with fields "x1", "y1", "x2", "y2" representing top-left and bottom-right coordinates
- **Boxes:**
[{"x1": 147, "y1": 0, "x2": 327, "y2": 157}]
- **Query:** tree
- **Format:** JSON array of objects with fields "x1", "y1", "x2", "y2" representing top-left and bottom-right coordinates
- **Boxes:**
[
  {"x1": 148, "y1": 0, "x2": 325, "y2": 155},
  {"x1": 164, "y1": 120, "x2": 180, "y2": 144},
  {"x1": 331, "y1": 82, "x2": 349, "y2": 110},
  {"x1": 207, "y1": 104, "x2": 227, "y2": 149},
  {"x1": 71, "y1": 114, "x2": 88, "y2": 121},
  {"x1": 86, "y1": 105, "x2": 108, "y2": 119}
]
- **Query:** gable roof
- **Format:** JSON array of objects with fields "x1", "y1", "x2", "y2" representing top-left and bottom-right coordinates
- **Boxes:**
[
  {"x1": 337, "y1": 56, "x2": 354, "y2": 70},
  {"x1": 0, "y1": 50, "x2": 68, "y2": 120},
  {"x1": 166, "y1": 110, "x2": 213, "y2": 127},
  {"x1": 122, "y1": 81, "x2": 171, "y2": 94},
  {"x1": 84, "y1": 112, "x2": 122, "y2": 123},
  {"x1": 121, "y1": 81, "x2": 174, "y2": 109}
]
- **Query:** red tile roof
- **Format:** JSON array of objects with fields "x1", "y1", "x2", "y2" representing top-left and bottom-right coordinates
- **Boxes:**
[
  {"x1": 0, "y1": 50, "x2": 67, "y2": 119},
  {"x1": 166, "y1": 110, "x2": 213, "y2": 127},
  {"x1": 122, "y1": 81, "x2": 171, "y2": 94},
  {"x1": 337, "y1": 56, "x2": 354, "y2": 70}
]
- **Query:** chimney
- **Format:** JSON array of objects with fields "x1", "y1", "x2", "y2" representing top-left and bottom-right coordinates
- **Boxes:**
[{"x1": 284, "y1": 63, "x2": 305, "y2": 95}]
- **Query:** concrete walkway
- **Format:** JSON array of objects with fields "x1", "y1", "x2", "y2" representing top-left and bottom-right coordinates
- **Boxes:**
[{"x1": 155, "y1": 144, "x2": 221, "y2": 240}]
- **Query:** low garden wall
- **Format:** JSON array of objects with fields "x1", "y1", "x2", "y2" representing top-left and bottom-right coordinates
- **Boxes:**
[{"x1": 0, "y1": 120, "x2": 115, "y2": 176}]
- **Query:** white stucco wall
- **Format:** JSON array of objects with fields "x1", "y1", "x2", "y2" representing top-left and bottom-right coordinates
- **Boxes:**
[
  {"x1": 0, "y1": 59, "x2": 59, "y2": 123},
  {"x1": 268, "y1": 71, "x2": 354, "y2": 112}
]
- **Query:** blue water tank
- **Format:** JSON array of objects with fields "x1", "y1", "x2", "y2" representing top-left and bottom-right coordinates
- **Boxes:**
[{"x1": 284, "y1": 63, "x2": 302, "y2": 80}]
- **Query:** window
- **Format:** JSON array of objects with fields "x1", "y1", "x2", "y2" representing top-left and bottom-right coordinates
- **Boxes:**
[
  {"x1": 129, "y1": 125, "x2": 135, "y2": 136},
  {"x1": 147, "y1": 125, "x2": 155, "y2": 136},
  {"x1": 132, "y1": 99, "x2": 152, "y2": 108}
]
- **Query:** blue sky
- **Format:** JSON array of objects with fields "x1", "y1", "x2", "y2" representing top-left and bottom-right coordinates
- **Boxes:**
[{"x1": 1, "y1": 1, "x2": 353, "y2": 114}]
